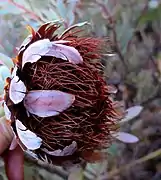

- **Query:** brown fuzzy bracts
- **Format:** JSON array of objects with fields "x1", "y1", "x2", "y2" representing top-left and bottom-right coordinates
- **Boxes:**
[{"x1": 5, "y1": 22, "x2": 122, "y2": 164}]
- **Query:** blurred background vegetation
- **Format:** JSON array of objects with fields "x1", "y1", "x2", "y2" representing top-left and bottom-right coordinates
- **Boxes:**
[{"x1": 1, "y1": 0, "x2": 161, "y2": 179}]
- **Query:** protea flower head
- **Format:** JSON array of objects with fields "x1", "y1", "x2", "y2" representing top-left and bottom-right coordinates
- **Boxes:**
[{"x1": 3, "y1": 21, "x2": 123, "y2": 165}]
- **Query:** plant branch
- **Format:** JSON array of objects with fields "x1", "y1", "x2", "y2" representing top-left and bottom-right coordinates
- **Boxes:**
[
  {"x1": 25, "y1": 154, "x2": 93, "y2": 180},
  {"x1": 7, "y1": 0, "x2": 45, "y2": 23},
  {"x1": 140, "y1": 90, "x2": 160, "y2": 106},
  {"x1": 24, "y1": 153, "x2": 68, "y2": 179},
  {"x1": 125, "y1": 0, "x2": 149, "y2": 53},
  {"x1": 108, "y1": 148, "x2": 161, "y2": 178},
  {"x1": 112, "y1": 25, "x2": 129, "y2": 72},
  {"x1": 94, "y1": 1, "x2": 128, "y2": 73}
]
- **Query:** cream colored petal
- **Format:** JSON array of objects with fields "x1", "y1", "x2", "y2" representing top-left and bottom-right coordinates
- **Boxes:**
[
  {"x1": 9, "y1": 76, "x2": 26, "y2": 104},
  {"x1": 22, "y1": 39, "x2": 52, "y2": 68},
  {"x1": 23, "y1": 90, "x2": 75, "y2": 117},
  {"x1": 107, "y1": 85, "x2": 118, "y2": 94},
  {"x1": 22, "y1": 38, "x2": 83, "y2": 68},
  {"x1": 47, "y1": 43, "x2": 83, "y2": 64},
  {"x1": 16, "y1": 120, "x2": 42, "y2": 150},
  {"x1": 11, "y1": 66, "x2": 18, "y2": 78},
  {"x1": 19, "y1": 34, "x2": 32, "y2": 54}
]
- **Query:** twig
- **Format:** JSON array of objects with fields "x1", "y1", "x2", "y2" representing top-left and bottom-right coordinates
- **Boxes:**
[
  {"x1": 7, "y1": 0, "x2": 45, "y2": 23},
  {"x1": 24, "y1": 154, "x2": 68, "y2": 179},
  {"x1": 126, "y1": 0, "x2": 149, "y2": 53},
  {"x1": 134, "y1": 0, "x2": 149, "y2": 29},
  {"x1": 94, "y1": 0, "x2": 114, "y2": 24},
  {"x1": 94, "y1": 1, "x2": 128, "y2": 73},
  {"x1": 25, "y1": 0, "x2": 34, "y2": 12},
  {"x1": 25, "y1": 154, "x2": 92, "y2": 180},
  {"x1": 141, "y1": 91, "x2": 160, "y2": 106},
  {"x1": 108, "y1": 148, "x2": 161, "y2": 178},
  {"x1": 112, "y1": 25, "x2": 129, "y2": 72},
  {"x1": 142, "y1": 42, "x2": 161, "y2": 84}
]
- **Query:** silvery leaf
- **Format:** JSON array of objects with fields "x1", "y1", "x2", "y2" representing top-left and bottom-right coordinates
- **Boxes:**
[
  {"x1": 120, "y1": 105, "x2": 143, "y2": 123},
  {"x1": 112, "y1": 132, "x2": 139, "y2": 143}
]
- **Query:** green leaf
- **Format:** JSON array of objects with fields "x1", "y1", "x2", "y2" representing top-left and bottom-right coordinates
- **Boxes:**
[
  {"x1": 138, "y1": 4, "x2": 161, "y2": 25},
  {"x1": 107, "y1": 143, "x2": 118, "y2": 156},
  {"x1": 0, "y1": 106, "x2": 5, "y2": 118},
  {"x1": 56, "y1": 0, "x2": 67, "y2": 19},
  {"x1": 67, "y1": 10, "x2": 75, "y2": 26},
  {"x1": 46, "y1": 8, "x2": 59, "y2": 20},
  {"x1": 66, "y1": 0, "x2": 78, "y2": 25},
  {"x1": 116, "y1": 25, "x2": 134, "y2": 54},
  {"x1": 0, "y1": 79, "x2": 5, "y2": 95},
  {"x1": 0, "y1": 53, "x2": 14, "y2": 69},
  {"x1": 0, "y1": 3, "x2": 24, "y2": 15},
  {"x1": 68, "y1": 168, "x2": 84, "y2": 180},
  {"x1": 0, "y1": 66, "x2": 11, "y2": 81}
]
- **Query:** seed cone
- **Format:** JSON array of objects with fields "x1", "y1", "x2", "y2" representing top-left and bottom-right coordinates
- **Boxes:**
[{"x1": 4, "y1": 22, "x2": 123, "y2": 165}]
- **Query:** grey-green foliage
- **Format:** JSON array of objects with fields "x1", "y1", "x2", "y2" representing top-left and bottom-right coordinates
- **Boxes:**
[{"x1": 0, "y1": 0, "x2": 159, "y2": 56}]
